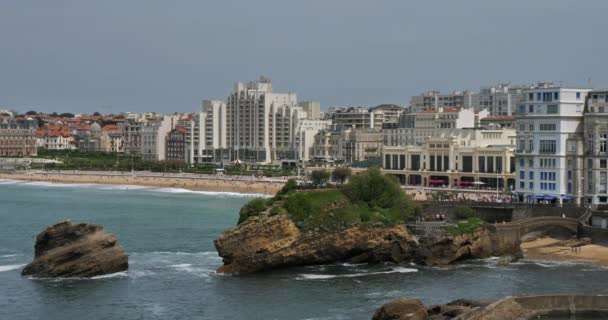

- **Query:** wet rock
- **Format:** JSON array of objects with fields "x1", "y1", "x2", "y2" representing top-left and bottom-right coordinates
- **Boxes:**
[
  {"x1": 22, "y1": 221, "x2": 128, "y2": 278},
  {"x1": 372, "y1": 298, "x2": 428, "y2": 320}
]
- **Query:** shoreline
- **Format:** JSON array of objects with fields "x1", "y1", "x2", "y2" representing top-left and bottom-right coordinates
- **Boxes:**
[
  {"x1": 0, "y1": 170, "x2": 285, "y2": 195},
  {"x1": 522, "y1": 237, "x2": 608, "y2": 267}
]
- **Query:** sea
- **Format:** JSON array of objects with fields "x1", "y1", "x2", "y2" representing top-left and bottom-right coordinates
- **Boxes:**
[{"x1": 1, "y1": 179, "x2": 607, "y2": 320}]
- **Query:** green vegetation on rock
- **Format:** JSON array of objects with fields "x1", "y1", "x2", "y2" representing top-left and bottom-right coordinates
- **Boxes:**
[
  {"x1": 453, "y1": 205, "x2": 477, "y2": 220},
  {"x1": 237, "y1": 167, "x2": 420, "y2": 231},
  {"x1": 447, "y1": 218, "x2": 483, "y2": 236}
]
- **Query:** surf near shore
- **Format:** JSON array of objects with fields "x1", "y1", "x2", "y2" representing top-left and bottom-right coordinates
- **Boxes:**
[{"x1": 0, "y1": 170, "x2": 285, "y2": 195}]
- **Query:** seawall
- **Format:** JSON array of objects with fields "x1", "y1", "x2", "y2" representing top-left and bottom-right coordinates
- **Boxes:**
[{"x1": 0, "y1": 171, "x2": 284, "y2": 195}]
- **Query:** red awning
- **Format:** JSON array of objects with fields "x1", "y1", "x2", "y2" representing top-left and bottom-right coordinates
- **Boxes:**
[
  {"x1": 458, "y1": 181, "x2": 472, "y2": 185},
  {"x1": 428, "y1": 179, "x2": 445, "y2": 184}
]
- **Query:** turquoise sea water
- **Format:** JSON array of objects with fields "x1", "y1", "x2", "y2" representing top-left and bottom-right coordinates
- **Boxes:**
[{"x1": 1, "y1": 179, "x2": 607, "y2": 320}]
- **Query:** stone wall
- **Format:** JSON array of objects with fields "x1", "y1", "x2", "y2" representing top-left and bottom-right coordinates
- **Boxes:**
[{"x1": 580, "y1": 226, "x2": 608, "y2": 245}]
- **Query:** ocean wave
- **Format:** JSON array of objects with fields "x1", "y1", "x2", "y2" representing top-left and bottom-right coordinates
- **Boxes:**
[
  {"x1": 0, "y1": 254, "x2": 24, "y2": 258},
  {"x1": 0, "y1": 264, "x2": 25, "y2": 272},
  {"x1": 296, "y1": 267, "x2": 418, "y2": 280},
  {"x1": 169, "y1": 263, "x2": 214, "y2": 277},
  {"x1": 21, "y1": 181, "x2": 99, "y2": 188},
  {"x1": 0, "y1": 179, "x2": 22, "y2": 185},
  {"x1": 91, "y1": 271, "x2": 129, "y2": 279},
  {"x1": 149, "y1": 188, "x2": 269, "y2": 198}
]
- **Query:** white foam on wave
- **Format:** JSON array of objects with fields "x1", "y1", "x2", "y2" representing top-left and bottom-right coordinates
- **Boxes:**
[
  {"x1": 91, "y1": 271, "x2": 129, "y2": 279},
  {"x1": 0, "y1": 264, "x2": 25, "y2": 272},
  {"x1": 0, "y1": 179, "x2": 22, "y2": 185},
  {"x1": 0, "y1": 254, "x2": 23, "y2": 258},
  {"x1": 150, "y1": 187, "x2": 269, "y2": 198},
  {"x1": 22, "y1": 181, "x2": 99, "y2": 188},
  {"x1": 297, "y1": 267, "x2": 418, "y2": 280},
  {"x1": 169, "y1": 263, "x2": 213, "y2": 277}
]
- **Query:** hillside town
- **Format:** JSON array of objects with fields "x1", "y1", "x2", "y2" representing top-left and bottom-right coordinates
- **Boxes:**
[{"x1": 2, "y1": 77, "x2": 608, "y2": 207}]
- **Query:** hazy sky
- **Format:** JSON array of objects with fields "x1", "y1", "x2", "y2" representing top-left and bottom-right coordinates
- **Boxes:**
[{"x1": 1, "y1": 0, "x2": 607, "y2": 114}]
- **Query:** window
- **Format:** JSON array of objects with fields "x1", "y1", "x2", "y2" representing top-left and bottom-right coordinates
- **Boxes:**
[
  {"x1": 576, "y1": 92, "x2": 581, "y2": 99},
  {"x1": 602, "y1": 159, "x2": 607, "y2": 169},
  {"x1": 529, "y1": 171, "x2": 534, "y2": 179},
  {"x1": 601, "y1": 134, "x2": 607, "y2": 153},
  {"x1": 601, "y1": 172, "x2": 607, "y2": 194},
  {"x1": 537, "y1": 93, "x2": 542, "y2": 100},
  {"x1": 520, "y1": 181, "x2": 525, "y2": 189},
  {"x1": 529, "y1": 159, "x2": 534, "y2": 167},
  {"x1": 529, "y1": 140, "x2": 534, "y2": 152},
  {"x1": 568, "y1": 170, "x2": 572, "y2": 180},
  {"x1": 539, "y1": 123, "x2": 556, "y2": 131},
  {"x1": 529, "y1": 105, "x2": 534, "y2": 113},
  {"x1": 519, "y1": 158, "x2": 525, "y2": 167},
  {"x1": 547, "y1": 105, "x2": 558, "y2": 114},
  {"x1": 529, "y1": 124, "x2": 534, "y2": 131},
  {"x1": 529, "y1": 182, "x2": 534, "y2": 189},
  {"x1": 554, "y1": 92, "x2": 559, "y2": 100},
  {"x1": 520, "y1": 171, "x2": 525, "y2": 179},
  {"x1": 529, "y1": 93, "x2": 534, "y2": 100},
  {"x1": 568, "y1": 183, "x2": 572, "y2": 193},
  {"x1": 540, "y1": 140, "x2": 557, "y2": 154},
  {"x1": 519, "y1": 123, "x2": 526, "y2": 132}
]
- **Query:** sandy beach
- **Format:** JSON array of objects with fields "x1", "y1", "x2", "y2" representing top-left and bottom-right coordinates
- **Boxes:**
[
  {"x1": 522, "y1": 237, "x2": 608, "y2": 267},
  {"x1": 0, "y1": 170, "x2": 285, "y2": 195}
]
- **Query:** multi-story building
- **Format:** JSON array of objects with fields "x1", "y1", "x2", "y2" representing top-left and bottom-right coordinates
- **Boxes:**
[
  {"x1": 186, "y1": 100, "x2": 227, "y2": 164},
  {"x1": 295, "y1": 119, "x2": 331, "y2": 162},
  {"x1": 100, "y1": 125, "x2": 124, "y2": 153},
  {"x1": 514, "y1": 85, "x2": 591, "y2": 204},
  {"x1": 36, "y1": 126, "x2": 75, "y2": 150},
  {"x1": 0, "y1": 117, "x2": 38, "y2": 156},
  {"x1": 312, "y1": 127, "x2": 382, "y2": 164},
  {"x1": 298, "y1": 101, "x2": 321, "y2": 120},
  {"x1": 410, "y1": 90, "x2": 475, "y2": 113},
  {"x1": 472, "y1": 84, "x2": 528, "y2": 117},
  {"x1": 123, "y1": 119, "x2": 143, "y2": 155},
  {"x1": 326, "y1": 106, "x2": 384, "y2": 129},
  {"x1": 166, "y1": 127, "x2": 187, "y2": 162},
  {"x1": 583, "y1": 89, "x2": 608, "y2": 205},
  {"x1": 412, "y1": 108, "x2": 488, "y2": 145},
  {"x1": 371, "y1": 104, "x2": 404, "y2": 123},
  {"x1": 382, "y1": 128, "x2": 516, "y2": 188},
  {"x1": 140, "y1": 115, "x2": 177, "y2": 161}
]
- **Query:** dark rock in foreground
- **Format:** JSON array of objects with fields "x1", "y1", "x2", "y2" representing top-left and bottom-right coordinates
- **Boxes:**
[
  {"x1": 22, "y1": 221, "x2": 128, "y2": 278},
  {"x1": 372, "y1": 298, "x2": 428, "y2": 320}
]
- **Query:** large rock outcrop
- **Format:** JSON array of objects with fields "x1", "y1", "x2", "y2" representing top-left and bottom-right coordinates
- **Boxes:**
[
  {"x1": 214, "y1": 214, "x2": 522, "y2": 274},
  {"x1": 22, "y1": 221, "x2": 128, "y2": 278},
  {"x1": 214, "y1": 215, "x2": 418, "y2": 273},
  {"x1": 414, "y1": 228, "x2": 522, "y2": 266},
  {"x1": 372, "y1": 298, "x2": 428, "y2": 320}
]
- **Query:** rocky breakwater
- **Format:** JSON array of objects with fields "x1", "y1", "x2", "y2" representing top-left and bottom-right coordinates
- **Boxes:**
[
  {"x1": 373, "y1": 298, "x2": 492, "y2": 320},
  {"x1": 215, "y1": 214, "x2": 418, "y2": 273},
  {"x1": 214, "y1": 214, "x2": 522, "y2": 274},
  {"x1": 22, "y1": 221, "x2": 128, "y2": 278}
]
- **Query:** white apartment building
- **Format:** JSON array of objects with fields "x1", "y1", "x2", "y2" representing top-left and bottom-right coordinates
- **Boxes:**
[
  {"x1": 298, "y1": 101, "x2": 321, "y2": 120},
  {"x1": 186, "y1": 100, "x2": 227, "y2": 164},
  {"x1": 514, "y1": 85, "x2": 591, "y2": 204},
  {"x1": 326, "y1": 106, "x2": 384, "y2": 129},
  {"x1": 295, "y1": 119, "x2": 331, "y2": 162},
  {"x1": 226, "y1": 77, "x2": 323, "y2": 164},
  {"x1": 583, "y1": 89, "x2": 608, "y2": 205},
  {"x1": 140, "y1": 115, "x2": 178, "y2": 161},
  {"x1": 472, "y1": 84, "x2": 528, "y2": 117}
]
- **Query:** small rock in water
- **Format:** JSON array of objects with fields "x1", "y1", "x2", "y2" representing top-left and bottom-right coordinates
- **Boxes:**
[{"x1": 22, "y1": 221, "x2": 128, "y2": 278}]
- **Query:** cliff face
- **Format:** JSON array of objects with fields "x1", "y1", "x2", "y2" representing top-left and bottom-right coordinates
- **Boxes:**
[
  {"x1": 215, "y1": 215, "x2": 417, "y2": 274},
  {"x1": 415, "y1": 228, "x2": 522, "y2": 266},
  {"x1": 214, "y1": 215, "x2": 522, "y2": 274},
  {"x1": 22, "y1": 221, "x2": 128, "y2": 278}
]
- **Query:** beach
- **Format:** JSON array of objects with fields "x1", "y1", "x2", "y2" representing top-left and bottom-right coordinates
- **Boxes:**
[
  {"x1": 522, "y1": 237, "x2": 608, "y2": 267},
  {"x1": 0, "y1": 170, "x2": 285, "y2": 195}
]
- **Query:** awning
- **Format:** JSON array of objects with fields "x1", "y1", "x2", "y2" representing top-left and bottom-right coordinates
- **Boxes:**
[
  {"x1": 472, "y1": 181, "x2": 486, "y2": 185},
  {"x1": 428, "y1": 179, "x2": 445, "y2": 184},
  {"x1": 458, "y1": 181, "x2": 472, "y2": 185},
  {"x1": 543, "y1": 195, "x2": 557, "y2": 200},
  {"x1": 533, "y1": 195, "x2": 545, "y2": 199},
  {"x1": 562, "y1": 196, "x2": 573, "y2": 200}
]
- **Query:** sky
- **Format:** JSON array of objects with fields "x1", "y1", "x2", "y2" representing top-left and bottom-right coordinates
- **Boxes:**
[{"x1": 1, "y1": 0, "x2": 607, "y2": 114}]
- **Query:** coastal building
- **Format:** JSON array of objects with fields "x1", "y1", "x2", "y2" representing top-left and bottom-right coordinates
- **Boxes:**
[
  {"x1": 298, "y1": 101, "x2": 321, "y2": 120},
  {"x1": 410, "y1": 90, "x2": 474, "y2": 113},
  {"x1": 295, "y1": 119, "x2": 331, "y2": 162},
  {"x1": 186, "y1": 100, "x2": 227, "y2": 164},
  {"x1": 412, "y1": 108, "x2": 488, "y2": 145},
  {"x1": 77, "y1": 122, "x2": 102, "y2": 152},
  {"x1": 326, "y1": 106, "x2": 384, "y2": 129},
  {"x1": 514, "y1": 85, "x2": 592, "y2": 204},
  {"x1": 123, "y1": 118, "x2": 143, "y2": 155},
  {"x1": 382, "y1": 128, "x2": 516, "y2": 188},
  {"x1": 99, "y1": 125, "x2": 124, "y2": 153},
  {"x1": 166, "y1": 127, "x2": 187, "y2": 162},
  {"x1": 0, "y1": 117, "x2": 38, "y2": 156},
  {"x1": 371, "y1": 104, "x2": 404, "y2": 123},
  {"x1": 36, "y1": 126, "x2": 76, "y2": 150},
  {"x1": 140, "y1": 115, "x2": 177, "y2": 161},
  {"x1": 583, "y1": 89, "x2": 608, "y2": 205},
  {"x1": 312, "y1": 127, "x2": 382, "y2": 164},
  {"x1": 471, "y1": 84, "x2": 528, "y2": 117}
]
